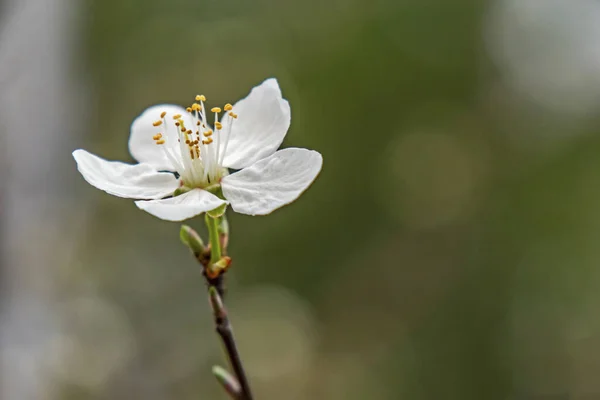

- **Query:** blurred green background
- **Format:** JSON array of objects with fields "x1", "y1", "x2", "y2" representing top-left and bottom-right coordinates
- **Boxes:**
[{"x1": 5, "y1": 0, "x2": 600, "y2": 399}]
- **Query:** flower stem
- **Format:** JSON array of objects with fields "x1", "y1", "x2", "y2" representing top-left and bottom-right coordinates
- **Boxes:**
[{"x1": 205, "y1": 213, "x2": 222, "y2": 264}]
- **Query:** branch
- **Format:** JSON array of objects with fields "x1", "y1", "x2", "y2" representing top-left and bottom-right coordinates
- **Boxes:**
[
  {"x1": 209, "y1": 286, "x2": 254, "y2": 400},
  {"x1": 180, "y1": 224, "x2": 253, "y2": 400}
]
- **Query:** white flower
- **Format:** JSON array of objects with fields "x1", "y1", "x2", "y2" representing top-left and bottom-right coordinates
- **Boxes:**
[{"x1": 73, "y1": 78, "x2": 323, "y2": 221}]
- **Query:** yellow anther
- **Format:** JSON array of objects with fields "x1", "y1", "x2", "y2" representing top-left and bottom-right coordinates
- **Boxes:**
[
  {"x1": 152, "y1": 120, "x2": 163, "y2": 127},
  {"x1": 203, "y1": 129, "x2": 213, "y2": 137},
  {"x1": 196, "y1": 95, "x2": 206, "y2": 102},
  {"x1": 196, "y1": 121, "x2": 201, "y2": 126},
  {"x1": 175, "y1": 122, "x2": 180, "y2": 127},
  {"x1": 156, "y1": 139, "x2": 165, "y2": 145},
  {"x1": 229, "y1": 112, "x2": 238, "y2": 119},
  {"x1": 172, "y1": 114, "x2": 182, "y2": 120},
  {"x1": 152, "y1": 133, "x2": 163, "y2": 140},
  {"x1": 192, "y1": 103, "x2": 201, "y2": 111},
  {"x1": 215, "y1": 121, "x2": 223, "y2": 130},
  {"x1": 224, "y1": 103, "x2": 233, "y2": 111},
  {"x1": 202, "y1": 138, "x2": 213, "y2": 145},
  {"x1": 186, "y1": 107, "x2": 192, "y2": 113},
  {"x1": 186, "y1": 129, "x2": 192, "y2": 134},
  {"x1": 160, "y1": 111, "x2": 167, "y2": 118},
  {"x1": 211, "y1": 107, "x2": 221, "y2": 113}
]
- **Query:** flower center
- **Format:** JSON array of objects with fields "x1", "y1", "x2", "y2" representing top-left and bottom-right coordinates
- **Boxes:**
[{"x1": 150, "y1": 95, "x2": 238, "y2": 189}]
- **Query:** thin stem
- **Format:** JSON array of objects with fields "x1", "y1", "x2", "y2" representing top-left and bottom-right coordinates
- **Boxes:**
[
  {"x1": 209, "y1": 287, "x2": 254, "y2": 400},
  {"x1": 202, "y1": 216, "x2": 253, "y2": 400},
  {"x1": 205, "y1": 213, "x2": 222, "y2": 264}
]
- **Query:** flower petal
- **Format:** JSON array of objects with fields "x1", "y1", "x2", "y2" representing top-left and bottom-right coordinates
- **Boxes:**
[
  {"x1": 220, "y1": 78, "x2": 291, "y2": 169},
  {"x1": 73, "y1": 149, "x2": 179, "y2": 199},
  {"x1": 135, "y1": 189, "x2": 228, "y2": 221},
  {"x1": 128, "y1": 104, "x2": 192, "y2": 171},
  {"x1": 221, "y1": 147, "x2": 322, "y2": 216}
]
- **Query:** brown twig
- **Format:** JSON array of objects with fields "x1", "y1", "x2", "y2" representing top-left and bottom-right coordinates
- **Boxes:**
[
  {"x1": 208, "y1": 285, "x2": 254, "y2": 400},
  {"x1": 194, "y1": 246, "x2": 252, "y2": 400},
  {"x1": 181, "y1": 224, "x2": 253, "y2": 399}
]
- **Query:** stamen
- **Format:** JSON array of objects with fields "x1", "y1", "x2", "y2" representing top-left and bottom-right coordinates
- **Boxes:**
[
  {"x1": 158, "y1": 113, "x2": 186, "y2": 176},
  {"x1": 213, "y1": 109, "x2": 221, "y2": 162},
  {"x1": 219, "y1": 111, "x2": 236, "y2": 165},
  {"x1": 148, "y1": 95, "x2": 239, "y2": 187}
]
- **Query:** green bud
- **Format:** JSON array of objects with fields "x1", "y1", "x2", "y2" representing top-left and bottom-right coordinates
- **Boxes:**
[
  {"x1": 179, "y1": 225, "x2": 205, "y2": 254},
  {"x1": 212, "y1": 365, "x2": 241, "y2": 397}
]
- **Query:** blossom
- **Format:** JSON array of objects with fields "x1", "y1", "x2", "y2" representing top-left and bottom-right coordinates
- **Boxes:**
[{"x1": 73, "y1": 78, "x2": 323, "y2": 221}]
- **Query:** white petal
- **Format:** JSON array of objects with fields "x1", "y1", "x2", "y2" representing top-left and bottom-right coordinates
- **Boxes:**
[
  {"x1": 135, "y1": 189, "x2": 227, "y2": 221},
  {"x1": 128, "y1": 104, "x2": 192, "y2": 171},
  {"x1": 73, "y1": 149, "x2": 179, "y2": 199},
  {"x1": 220, "y1": 78, "x2": 291, "y2": 169},
  {"x1": 221, "y1": 148, "x2": 322, "y2": 216}
]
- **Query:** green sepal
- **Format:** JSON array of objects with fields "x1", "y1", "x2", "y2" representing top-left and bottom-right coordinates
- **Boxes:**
[
  {"x1": 173, "y1": 186, "x2": 191, "y2": 197},
  {"x1": 207, "y1": 203, "x2": 228, "y2": 218}
]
